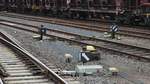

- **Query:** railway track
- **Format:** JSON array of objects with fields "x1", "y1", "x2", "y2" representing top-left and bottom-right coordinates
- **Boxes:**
[
  {"x1": 0, "y1": 20, "x2": 150, "y2": 62},
  {"x1": 0, "y1": 31, "x2": 67, "y2": 84},
  {"x1": 0, "y1": 12, "x2": 150, "y2": 39}
]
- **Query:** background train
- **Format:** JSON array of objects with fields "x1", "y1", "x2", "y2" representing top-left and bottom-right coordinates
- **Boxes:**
[{"x1": 0, "y1": 0, "x2": 150, "y2": 26}]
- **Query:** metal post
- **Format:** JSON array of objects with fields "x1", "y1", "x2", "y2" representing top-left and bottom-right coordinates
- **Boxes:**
[
  {"x1": 111, "y1": 30, "x2": 115, "y2": 39},
  {"x1": 40, "y1": 29, "x2": 43, "y2": 40},
  {"x1": 39, "y1": 25, "x2": 47, "y2": 40}
]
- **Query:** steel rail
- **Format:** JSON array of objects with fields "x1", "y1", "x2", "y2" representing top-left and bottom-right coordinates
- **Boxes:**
[
  {"x1": 0, "y1": 23, "x2": 146, "y2": 84},
  {"x1": 0, "y1": 21, "x2": 150, "y2": 62},
  {"x1": 1, "y1": 12, "x2": 149, "y2": 29},
  {"x1": 0, "y1": 32, "x2": 68, "y2": 84},
  {"x1": 1, "y1": 13, "x2": 150, "y2": 39},
  {"x1": 0, "y1": 20, "x2": 149, "y2": 51},
  {"x1": 0, "y1": 78, "x2": 4, "y2": 84}
]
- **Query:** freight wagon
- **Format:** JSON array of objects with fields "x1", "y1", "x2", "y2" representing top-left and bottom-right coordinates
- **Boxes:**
[{"x1": 0, "y1": 0, "x2": 149, "y2": 26}]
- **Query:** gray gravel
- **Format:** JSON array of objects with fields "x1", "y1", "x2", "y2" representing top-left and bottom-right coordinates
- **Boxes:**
[
  {"x1": 1, "y1": 25, "x2": 150, "y2": 84},
  {"x1": 0, "y1": 16, "x2": 150, "y2": 49}
]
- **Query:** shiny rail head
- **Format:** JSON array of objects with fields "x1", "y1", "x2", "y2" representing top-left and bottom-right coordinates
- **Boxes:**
[{"x1": 0, "y1": 32, "x2": 68, "y2": 84}]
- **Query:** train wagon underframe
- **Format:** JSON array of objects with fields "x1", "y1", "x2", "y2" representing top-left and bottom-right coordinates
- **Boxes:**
[{"x1": 69, "y1": 9, "x2": 117, "y2": 20}]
